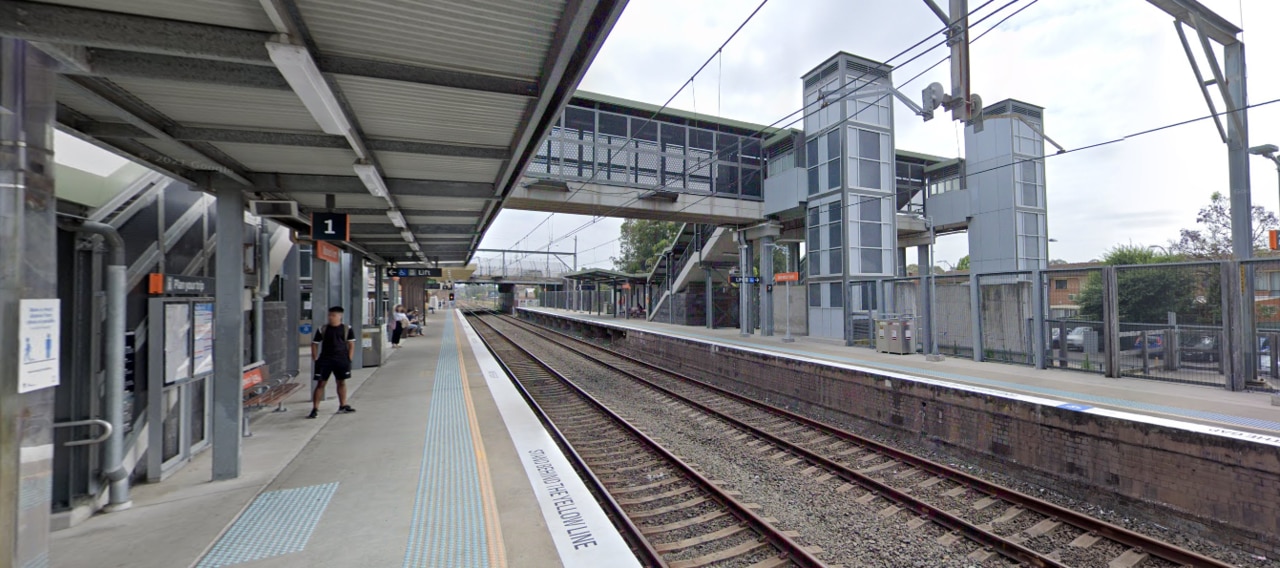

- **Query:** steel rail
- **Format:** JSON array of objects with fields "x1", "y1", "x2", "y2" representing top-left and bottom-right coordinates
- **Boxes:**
[
  {"x1": 506, "y1": 314, "x2": 1235, "y2": 568},
  {"x1": 469, "y1": 313, "x2": 827, "y2": 568}
]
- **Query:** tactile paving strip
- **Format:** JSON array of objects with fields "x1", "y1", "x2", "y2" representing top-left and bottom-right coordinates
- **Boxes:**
[
  {"x1": 195, "y1": 482, "x2": 338, "y2": 567},
  {"x1": 403, "y1": 315, "x2": 491, "y2": 568}
]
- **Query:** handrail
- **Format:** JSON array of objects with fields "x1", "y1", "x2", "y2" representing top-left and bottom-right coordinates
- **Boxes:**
[{"x1": 54, "y1": 419, "x2": 113, "y2": 447}]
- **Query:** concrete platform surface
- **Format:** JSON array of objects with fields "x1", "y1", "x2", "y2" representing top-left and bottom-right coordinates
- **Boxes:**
[
  {"x1": 524, "y1": 308, "x2": 1280, "y2": 439},
  {"x1": 50, "y1": 310, "x2": 636, "y2": 568}
]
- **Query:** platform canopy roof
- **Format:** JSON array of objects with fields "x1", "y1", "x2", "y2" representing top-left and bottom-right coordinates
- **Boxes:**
[
  {"x1": 3, "y1": 0, "x2": 627, "y2": 266},
  {"x1": 563, "y1": 268, "x2": 645, "y2": 285}
]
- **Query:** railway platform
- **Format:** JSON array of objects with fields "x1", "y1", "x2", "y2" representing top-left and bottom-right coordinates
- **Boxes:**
[
  {"x1": 49, "y1": 310, "x2": 636, "y2": 568},
  {"x1": 522, "y1": 307, "x2": 1280, "y2": 438}
]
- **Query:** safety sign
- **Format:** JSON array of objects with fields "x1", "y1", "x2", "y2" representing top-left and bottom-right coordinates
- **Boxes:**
[{"x1": 18, "y1": 298, "x2": 60, "y2": 393}]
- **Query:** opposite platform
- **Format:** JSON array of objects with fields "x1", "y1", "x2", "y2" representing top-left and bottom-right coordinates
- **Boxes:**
[
  {"x1": 51, "y1": 310, "x2": 637, "y2": 568},
  {"x1": 521, "y1": 307, "x2": 1280, "y2": 442}
]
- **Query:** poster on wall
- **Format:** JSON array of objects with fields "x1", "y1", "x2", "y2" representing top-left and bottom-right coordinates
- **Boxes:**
[
  {"x1": 17, "y1": 299, "x2": 60, "y2": 393},
  {"x1": 192, "y1": 303, "x2": 214, "y2": 376},
  {"x1": 164, "y1": 303, "x2": 191, "y2": 385}
]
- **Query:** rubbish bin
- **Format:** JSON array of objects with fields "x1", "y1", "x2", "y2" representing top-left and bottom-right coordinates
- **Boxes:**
[
  {"x1": 362, "y1": 326, "x2": 384, "y2": 367},
  {"x1": 875, "y1": 318, "x2": 892, "y2": 352},
  {"x1": 887, "y1": 317, "x2": 914, "y2": 354}
]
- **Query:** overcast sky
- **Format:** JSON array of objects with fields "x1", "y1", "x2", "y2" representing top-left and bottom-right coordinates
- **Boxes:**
[{"x1": 479, "y1": 0, "x2": 1279, "y2": 269}]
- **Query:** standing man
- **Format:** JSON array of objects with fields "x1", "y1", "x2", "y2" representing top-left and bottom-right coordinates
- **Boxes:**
[{"x1": 309, "y1": 305, "x2": 356, "y2": 419}]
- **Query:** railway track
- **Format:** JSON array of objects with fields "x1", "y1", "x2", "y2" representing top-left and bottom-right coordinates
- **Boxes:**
[
  {"x1": 492, "y1": 313, "x2": 1235, "y2": 568},
  {"x1": 467, "y1": 312, "x2": 826, "y2": 568}
]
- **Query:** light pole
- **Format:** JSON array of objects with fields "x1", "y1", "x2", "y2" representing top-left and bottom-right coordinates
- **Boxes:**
[
  {"x1": 1249, "y1": 144, "x2": 1280, "y2": 206},
  {"x1": 1148, "y1": 244, "x2": 1170, "y2": 256}
]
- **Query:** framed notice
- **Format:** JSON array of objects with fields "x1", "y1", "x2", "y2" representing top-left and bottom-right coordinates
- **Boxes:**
[
  {"x1": 192, "y1": 303, "x2": 214, "y2": 376},
  {"x1": 164, "y1": 303, "x2": 191, "y2": 385}
]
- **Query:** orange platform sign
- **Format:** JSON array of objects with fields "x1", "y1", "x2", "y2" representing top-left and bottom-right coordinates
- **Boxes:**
[
  {"x1": 242, "y1": 366, "x2": 264, "y2": 390},
  {"x1": 775, "y1": 272, "x2": 800, "y2": 283},
  {"x1": 314, "y1": 240, "x2": 341, "y2": 263}
]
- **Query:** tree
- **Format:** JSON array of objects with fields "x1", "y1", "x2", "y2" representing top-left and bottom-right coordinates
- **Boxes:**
[
  {"x1": 955, "y1": 255, "x2": 970, "y2": 271},
  {"x1": 1171, "y1": 191, "x2": 1280, "y2": 259},
  {"x1": 612, "y1": 220, "x2": 681, "y2": 274},
  {"x1": 1077, "y1": 245, "x2": 1204, "y2": 324}
]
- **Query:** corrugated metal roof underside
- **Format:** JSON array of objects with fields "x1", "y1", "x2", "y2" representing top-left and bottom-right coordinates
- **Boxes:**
[
  {"x1": 335, "y1": 76, "x2": 528, "y2": 147},
  {"x1": 291, "y1": 194, "x2": 391, "y2": 210},
  {"x1": 110, "y1": 78, "x2": 322, "y2": 132},
  {"x1": 349, "y1": 214, "x2": 478, "y2": 225},
  {"x1": 56, "y1": 77, "x2": 123, "y2": 122},
  {"x1": 296, "y1": 0, "x2": 563, "y2": 81},
  {"x1": 375, "y1": 151, "x2": 501, "y2": 182},
  {"x1": 213, "y1": 143, "x2": 357, "y2": 176},
  {"x1": 393, "y1": 196, "x2": 489, "y2": 211},
  {"x1": 41, "y1": 0, "x2": 276, "y2": 31}
]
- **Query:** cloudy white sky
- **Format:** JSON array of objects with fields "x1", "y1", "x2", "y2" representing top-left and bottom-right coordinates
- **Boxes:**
[{"x1": 477, "y1": 0, "x2": 1280, "y2": 271}]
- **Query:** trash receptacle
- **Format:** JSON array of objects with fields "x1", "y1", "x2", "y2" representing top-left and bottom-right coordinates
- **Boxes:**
[
  {"x1": 362, "y1": 326, "x2": 384, "y2": 367},
  {"x1": 875, "y1": 318, "x2": 891, "y2": 353}
]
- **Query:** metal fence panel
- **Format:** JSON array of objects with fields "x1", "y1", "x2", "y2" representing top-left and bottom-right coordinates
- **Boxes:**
[
  {"x1": 933, "y1": 275, "x2": 973, "y2": 358},
  {"x1": 1113, "y1": 262, "x2": 1225, "y2": 386},
  {"x1": 1244, "y1": 258, "x2": 1280, "y2": 391},
  {"x1": 1043, "y1": 267, "x2": 1107, "y2": 374},
  {"x1": 977, "y1": 272, "x2": 1034, "y2": 365}
]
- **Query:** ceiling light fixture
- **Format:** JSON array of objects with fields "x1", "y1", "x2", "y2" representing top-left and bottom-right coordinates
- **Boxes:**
[
  {"x1": 265, "y1": 42, "x2": 352, "y2": 136},
  {"x1": 386, "y1": 209, "x2": 406, "y2": 229},
  {"x1": 353, "y1": 162, "x2": 389, "y2": 199}
]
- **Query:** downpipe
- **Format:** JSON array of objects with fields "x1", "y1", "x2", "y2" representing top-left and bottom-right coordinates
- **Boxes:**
[
  {"x1": 253, "y1": 221, "x2": 269, "y2": 362},
  {"x1": 71, "y1": 221, "x2": 132, "y2": 512}
]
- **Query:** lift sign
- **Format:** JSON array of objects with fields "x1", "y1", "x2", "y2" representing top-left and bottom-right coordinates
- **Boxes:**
[{"x1": 18, "y1": 299, "x2": 60, "y2": 393}]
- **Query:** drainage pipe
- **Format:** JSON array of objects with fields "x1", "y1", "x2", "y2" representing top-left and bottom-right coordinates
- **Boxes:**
[{"x1": 71, "y1": 221, "x2": 132, "y2": 511}]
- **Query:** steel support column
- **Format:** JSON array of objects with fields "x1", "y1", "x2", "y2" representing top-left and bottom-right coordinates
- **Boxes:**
[
  {"x1": 283, "y1": 245, "x2": 301, "y2": 376},
  {"x1": 917, "y1": 245, "x2": 934, "y2": 356},
  {"x1": 738, "y1": 232, "x2": 751, "y2": 336},
  {"x1": 212, "y1": 174, "x2": 246, "y2": 480},
  {"x1": 705, "y1": 266, "x2": 714, "y2": 330},
  {"x1": 970, "y1": 273, "x2": 983, "y2": 362},
  {"x1": 1031, "y1": 269, "x2": 1046, "y2": 369},
  {"x1": 759, "y1": 236, "x2": 775, "y2": 336},
  {"x1": 1225, "y1": 42, "x2": 1255, "y2": 389},
  {"x1": 349, "y1": 255, "x2": 364, "y2": 369},
  {"x1": 0, "y1": 39, "x2": 58, "y2": 567}
]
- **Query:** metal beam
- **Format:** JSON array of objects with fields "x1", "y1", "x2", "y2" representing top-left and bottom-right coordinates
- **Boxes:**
[
  {"x1": 1174, "y1": 22, "x2": 1228, "y2": 143},
  {"x1": 0, "y1": 2, "x2": 539, "y2": 95},
  {"x1": 352, "y1": 224, "x2": 479, "y2": 235},
  {"x1": 478, "y1": 0, "x2": 627, "y2": 251},
  {"x1": 218, "y1": 174, "x2": 496, "y2": 198},
  {"x1": 75, "y1": 121, "x2": 510, "y2": 159},
  {"x1": 329, "y1": 208, "x2": 478, "y2": 217},
  {"x1": 1147, "y1": 0, "x2": 1242, "y2": 45},
  {"x1": 474, "y1": 248, "x2": 576, "y2": 256},
  {"x1": 60, "y1": 76, "x2": 254, "y2": 185}
]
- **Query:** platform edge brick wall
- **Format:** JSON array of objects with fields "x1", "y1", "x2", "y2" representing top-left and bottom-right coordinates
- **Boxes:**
[{"x1": 521, "y1": 311, "x2": 1280, "y2": 558}]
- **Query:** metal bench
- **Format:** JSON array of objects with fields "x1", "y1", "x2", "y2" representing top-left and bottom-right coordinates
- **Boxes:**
[{"x1": 241, "y1": 364, "x2": 301, "y2": 437}]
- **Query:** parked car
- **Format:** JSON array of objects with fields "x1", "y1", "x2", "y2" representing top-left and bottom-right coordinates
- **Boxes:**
[
  {"x1": 1132, "y1": 334, "x2": 1164, "y2": 357},
  {"x1": 1050, "y1": 327, "x2": 1061, "y2": 349},
  {"x1": 1066, "y1": 327, "x2": 1096, "y2": 351},
  {"x1": 1180, "y1": 334, "x2": 1220, "y2": 363}
]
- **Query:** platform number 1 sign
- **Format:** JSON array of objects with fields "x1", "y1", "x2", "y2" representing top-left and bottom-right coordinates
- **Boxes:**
[{"x1": 311, "y1": 212, "x2": 349, "y2": 241}]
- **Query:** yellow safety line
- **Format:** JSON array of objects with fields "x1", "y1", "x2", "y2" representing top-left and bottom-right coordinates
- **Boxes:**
[{"x1": 456, "y1": 319, "x2": 508, "y2": 568}]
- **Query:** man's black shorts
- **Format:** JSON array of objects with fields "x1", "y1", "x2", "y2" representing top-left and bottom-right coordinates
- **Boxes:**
[{"x1": 313, "y1": 359, "x2": 352, "y2": 381}]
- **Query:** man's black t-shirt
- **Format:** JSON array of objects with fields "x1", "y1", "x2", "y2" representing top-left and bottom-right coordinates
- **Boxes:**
[{"x1": 313, "y1": 324, "x2": 355, "y2": 363}]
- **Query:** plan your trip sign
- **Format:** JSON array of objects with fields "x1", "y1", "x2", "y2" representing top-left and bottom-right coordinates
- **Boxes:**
[
  {"x1": 386, "y1": 267, "x2": 443, "y2": 278},
  {"x1": 147, "y1": 273, "x2": 215, "y2": 296}
]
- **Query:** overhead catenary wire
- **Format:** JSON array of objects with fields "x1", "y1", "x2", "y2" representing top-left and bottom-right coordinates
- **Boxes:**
[{"x1": 500, "y1": 0, "x2": 771, "y2": 255}]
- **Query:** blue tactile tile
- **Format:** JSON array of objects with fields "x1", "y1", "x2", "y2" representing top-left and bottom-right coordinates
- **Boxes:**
[
  {"x1": 195, "y1": 482, "x2": 338, "y2": 568},
  {"x1": 403, "y1": 315, "x2": 490, "y2": 568}
]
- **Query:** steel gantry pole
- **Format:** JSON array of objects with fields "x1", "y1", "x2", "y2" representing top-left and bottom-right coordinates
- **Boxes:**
[{"x1": 1, "y1": 40, "x2": 60, "y2": 566}]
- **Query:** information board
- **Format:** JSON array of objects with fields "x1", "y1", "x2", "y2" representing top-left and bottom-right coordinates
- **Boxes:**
[
  {"x1": 17, "y1": 299, "x2": 60, "y2": 393},
  {"x1": 192, "y1": 302, "x2": 214, "y2": 376},
  {"x1": 311, "y1": 212, "x2": 350, "y2": 241},
  {"x1": 164, "y1": 303, "x2": 191, "y2": 385}
]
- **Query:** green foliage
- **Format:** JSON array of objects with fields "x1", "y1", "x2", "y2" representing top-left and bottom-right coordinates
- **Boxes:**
[
  {"x1": 612, "y1": 220, "x2": 682, "y2": 274},
  {"x1": 1077, "y1": 244, "x2": 1203, "y2": 324},
  {"x1": 1172, "y1": 191, "x2": 1280, "y2": 258},
  {"x1": 955, "y1": 255, "x2": 970, "y2": 271}
]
